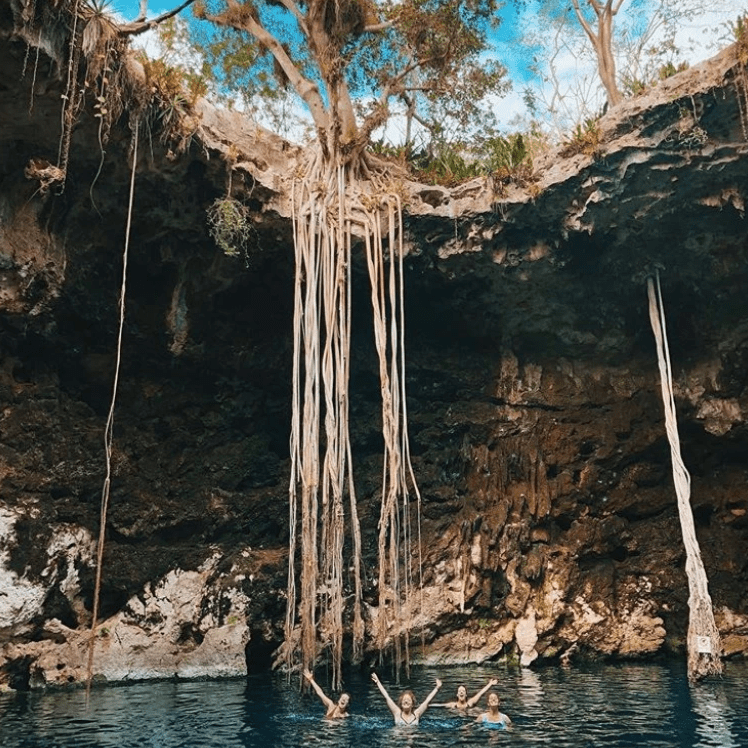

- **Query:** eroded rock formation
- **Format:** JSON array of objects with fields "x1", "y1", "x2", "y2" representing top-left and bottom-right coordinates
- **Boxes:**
[{"x1": 1, "y1": 0, "x2": 747, "y2": 690}]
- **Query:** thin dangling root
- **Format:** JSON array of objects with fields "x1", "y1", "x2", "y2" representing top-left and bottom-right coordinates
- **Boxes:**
[{"x1": 85, "y1": 121, "x2": 139, "y2": 699}]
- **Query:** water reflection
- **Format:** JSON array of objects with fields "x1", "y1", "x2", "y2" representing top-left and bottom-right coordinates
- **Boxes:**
[
  {"x1": 1, "y1": 662, "x2": 748, "y2": 748},
  {"x1": 518, "y1": 666, "x2": 543, "y2": 709},
  {"x1": 692, "y1": 683, "x2": 738, "y2": 748}
]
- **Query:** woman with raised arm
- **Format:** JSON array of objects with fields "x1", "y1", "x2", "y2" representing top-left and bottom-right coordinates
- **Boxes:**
[
  {"x1": 303, "y1": 669, "x2": 350, "y2": 719},
  {"x1": 475, "y1": 691, "x2": 512, "y2": 729},
  {"x1": 434, "y1": 677, "x2": 499, "y2": 711},
  {"x1": 370, "y1": 672, "x2": 442, "y2": 726}
]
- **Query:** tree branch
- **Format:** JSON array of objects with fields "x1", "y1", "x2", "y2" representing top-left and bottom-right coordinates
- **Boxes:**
[
  {"x1": 399, "y1": 92, "x2": 432, "y2": 130},
  {"x1": 208, "y1": 6, "x2": 330, "y2": 135},
  {"x1": 118, "y1": 0, "x2": 197, "y2": 36},
  {"x1": 358, "y1": 53, "x2": 440, "y2": 142},
  {"x1": 571, "y1": 0, "x2": 597, "y2": 42},
  {"x1": 364, "y1": 20, "x2": 394, "y2": 33}
]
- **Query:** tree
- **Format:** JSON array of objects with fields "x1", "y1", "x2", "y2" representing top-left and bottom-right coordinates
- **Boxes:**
[
  {"x1": 182, "y1": 0, "x2": 507, "y2": 689},
  {"x1": 191, "y1": 0, "x2": 507, "y2": 154},
  {"x1": 570, "y1": 0, "x2": 624, "y2": 106},
  {"x1": 521, "y1": 0, "x2": 737, "y2": 132}
]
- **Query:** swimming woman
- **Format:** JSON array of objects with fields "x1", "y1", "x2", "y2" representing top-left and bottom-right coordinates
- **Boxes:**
[
  {"x1": 434, "y1": 677, "x2": 499, "y2": 711},
  {"x1": 475, "y1": 691, "x2": 511, "y2": 728},
  {"x1": 303, "y1": 668, "x2": 350, "y2": 719},
  {"x1": 371, "y1": 672, "x2": 442, "y2": 726}
]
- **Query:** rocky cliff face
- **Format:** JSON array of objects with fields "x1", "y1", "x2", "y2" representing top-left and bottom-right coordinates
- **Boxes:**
[{"x1": 1, "y1": 0, "x2": 747, "y2": 690}]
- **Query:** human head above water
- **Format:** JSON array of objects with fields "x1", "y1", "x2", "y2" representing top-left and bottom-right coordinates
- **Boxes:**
[
  {"x1": 338, "y1": 693, "x2": 350, "y2": 710},
  {"x1": 456, "y1": 685, "x2": 468, "y2": 700},
  {"x1": 398, "y1": 689, "x2": 416, "y2": 711},
  {"x1": 487, "y1": 692, "x2": 500, "y2": 708}
]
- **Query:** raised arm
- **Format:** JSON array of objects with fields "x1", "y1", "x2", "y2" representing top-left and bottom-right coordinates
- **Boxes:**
[
  {"x1": 304, "y1": 669, "x2": 334, "y2": 710},
  {"x1": 467, "y1": 677, "x2": 499, "y2": 708},
  {"x1": 371, "y1": 672, "x2": 400, "y2": 717},
  {"x1": 414, "y1": 677, "x2": 442, "y2": 718}
]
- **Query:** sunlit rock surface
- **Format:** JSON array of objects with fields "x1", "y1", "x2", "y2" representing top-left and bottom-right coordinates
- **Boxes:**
[{"x1": 1, "y1": 0, "x2": 748, "y2": 689}]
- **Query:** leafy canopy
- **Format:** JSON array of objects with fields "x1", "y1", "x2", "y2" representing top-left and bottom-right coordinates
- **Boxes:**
[{"x1": 183, "y1": 0, "x2": 509, "y2": 152}]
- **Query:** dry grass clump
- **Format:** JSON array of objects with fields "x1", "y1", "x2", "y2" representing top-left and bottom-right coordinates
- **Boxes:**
[{"x1": 560, "y1": 117, "x2": 603, "y2": 159}]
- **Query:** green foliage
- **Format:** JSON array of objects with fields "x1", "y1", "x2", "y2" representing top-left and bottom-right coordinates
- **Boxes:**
[
  {"x1": 410, "y1": 142, "x2": 484, "y2": 185},
  {"x1": 369, "y1": 140, "x2": 411, "y2": 162},
  {"x1": 732, "y1": 13, "x2": 748, "y2": 64},
  {"x1": 731, "y1": 13, "x2": 748, "y2": 43},
  {"x1": 658, "y1": 60, "x2": 689, "y2": 80},
  {"x1": 138, "y1": 34, "x2": 208, "y2": 148},
  {"x1": 484, "y1": 132, "x2": 535, "y2": 193},
  {"x1": 621, "y1": 75, "x2": 647, "y2": 97},
  {"x1": 146, "y1": 20, "x2": 210, "y2": 105},
  {"x1": 485, "y1": 133, "x2": 530, "y2": 174},
  {"x1": 622, "y1": 60, "x2": 689, "y2": 97},
  {"x1": 207, "y1": 197, "x2": 252, "y2": 258},
  {"x1": 370, "y1": 128, "x2": 537, "y2": 189}
]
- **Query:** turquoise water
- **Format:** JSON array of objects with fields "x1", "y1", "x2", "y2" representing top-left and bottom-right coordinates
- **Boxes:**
[{"x1": 1, "y1": 661, "x2": 747, "y2": 747}]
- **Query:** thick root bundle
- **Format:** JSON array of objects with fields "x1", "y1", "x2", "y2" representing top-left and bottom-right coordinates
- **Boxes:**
[
  {"x1": 285, "y1": 150, "x2": 420, "y2": 688},
  {"x1": 647, "y1": 272, "x2": 722, "y2": 682}
]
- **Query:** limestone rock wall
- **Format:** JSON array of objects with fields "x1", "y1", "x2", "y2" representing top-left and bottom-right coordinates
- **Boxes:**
[{"x1": 1, "y1": 0, "x2": 747, "y2": 690}]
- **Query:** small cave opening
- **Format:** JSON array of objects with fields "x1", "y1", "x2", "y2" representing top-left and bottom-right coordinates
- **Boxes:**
[
  {"x1": 245, "y1": 629, "x2": 277, "y2": 673},
  {"x1": 177, "y1": 623, "x2": 204, "y2": 646},
  {"x1": 3, "y1": 655, "x2": 33, "y2": 691}
]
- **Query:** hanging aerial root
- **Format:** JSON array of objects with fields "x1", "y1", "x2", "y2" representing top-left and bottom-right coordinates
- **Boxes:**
[
  {"x1": 646, "y1": 271, "x2": 723, "y2": 682},
  {"x1": 85, "y1": 121, "x2": 139, "y2": 699},
  {"x1": 284, "y1": 148, "x2": 421, "y2": 689}
]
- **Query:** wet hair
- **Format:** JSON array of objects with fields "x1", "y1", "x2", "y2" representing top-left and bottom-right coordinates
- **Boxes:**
[{"x1": 398, "y1": 689, "x2": 417, "y2": 708}]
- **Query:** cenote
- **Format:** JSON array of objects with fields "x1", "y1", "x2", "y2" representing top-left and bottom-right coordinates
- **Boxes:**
[{"x1": 2, "y1": 662, "x2": 747, "y2": 747}]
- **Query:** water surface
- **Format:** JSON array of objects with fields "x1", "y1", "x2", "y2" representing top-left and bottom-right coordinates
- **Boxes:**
[{"x1": 1, "y1": 661, "x2": 747, "y2": 747}]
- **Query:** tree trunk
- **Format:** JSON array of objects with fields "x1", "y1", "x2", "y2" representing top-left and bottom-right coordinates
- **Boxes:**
[
  {"x1": 571, "y1": 0, "x2": 623, "y2": 107},
  {"x1": 306, "y1": 5, "x2": 360, "y2": 159},
  {"x1": 210, "y1": 6, "x2": 332, "y2": 137}
]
